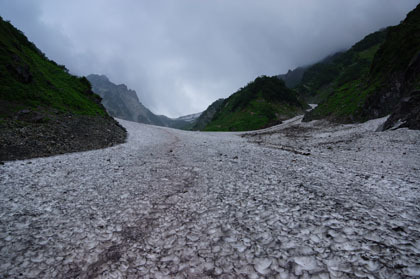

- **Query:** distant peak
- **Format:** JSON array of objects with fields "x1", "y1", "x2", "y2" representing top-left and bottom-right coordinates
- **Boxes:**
[{"x1": 87, "y1": 74, "x2": 109, "y2": 82}]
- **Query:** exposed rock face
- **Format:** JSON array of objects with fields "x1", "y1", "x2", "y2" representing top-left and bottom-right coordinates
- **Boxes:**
[
  {"x1": 359, "y1": 5, "x2": 420, "y2": 128},
  {"x1": 362, "y1": 48, "x2": 420, "y2": 122},
  {"x1": 87, "y1": 74, "x2": 194, "y2": 129},
  {"x1": 87, "y1": 74, "x2": 164, "y2": 125},
  {"x1": 362, "y1": 76, "x2": 405, "y2": 120},
  {"x1": 382, "y1": 91, "x2": 420, "y2": 130}
]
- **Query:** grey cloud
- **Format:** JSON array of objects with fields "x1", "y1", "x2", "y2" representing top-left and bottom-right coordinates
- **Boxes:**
[{"x1": 0, "y1": 0, "x2": 418, "y2": 117}]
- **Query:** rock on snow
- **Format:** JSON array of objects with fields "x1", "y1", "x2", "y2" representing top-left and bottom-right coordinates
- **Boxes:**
[{"x1": 1, "y1": 116, "x2": 419, "y2": 278}]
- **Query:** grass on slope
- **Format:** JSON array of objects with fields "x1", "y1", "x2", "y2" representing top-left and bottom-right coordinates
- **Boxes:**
[
  {"x1": 0, "y1": 17, "x2": 105, "y2": 119},
  {"x1": 368, "y1": 5, "x2": 420, "y2": 86},
  {"x1": 307, "y1": 44, "x2": 382, "y2": 121},
  {"x1": 307, "y1": 4, "x2": 420, "y2": 122},
  {"x1": 297, "y1": 29, "x2": 386, "y2": 97},
  {"x1": 306, "y1": 81, "x2": 381, "y2": 121},
  {"x1": 204, "y1": 76, "x2": 306, "y2": 131},
  {"x1": 300, "y1": 29, "x2": 387, "y2": 121}
]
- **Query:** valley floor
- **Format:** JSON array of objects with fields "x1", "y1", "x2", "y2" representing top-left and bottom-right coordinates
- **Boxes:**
[{"x1": 0, "y1": 116, "x2": 419, "y2": 278}]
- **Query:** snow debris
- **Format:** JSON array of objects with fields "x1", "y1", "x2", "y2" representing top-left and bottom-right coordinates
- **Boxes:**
[{"x1": 1, "y1": 116, "x2": 419, "y2": 278}]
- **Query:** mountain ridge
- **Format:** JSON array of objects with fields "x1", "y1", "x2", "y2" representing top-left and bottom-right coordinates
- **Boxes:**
[
  {"x1": 0, "y1": 17, "x2": 126, "y2": 161},
  {"x1": 203, "y1": 76, "x2": 308, "y2": 131},
  {"x1": 298, "y1": 4, "x2": 420, "y2": 129},
  {"x1": 191, "y1": 98, "x2": 225, "y2": 130},
  {"x1": 87, "y1": 74, "x2": 199, "y2": 129},
  {"x1": 87, "y1": 74, "x2": 163, "y2": 125}
]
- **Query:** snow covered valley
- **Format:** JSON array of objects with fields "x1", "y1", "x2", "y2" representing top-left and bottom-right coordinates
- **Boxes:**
[{"x1": 1, "y1": 116, "x2": 419, "y2": 278}]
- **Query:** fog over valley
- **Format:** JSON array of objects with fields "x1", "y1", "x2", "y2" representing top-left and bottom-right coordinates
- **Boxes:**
[{"x1": 0, "y1": 0, "x2": 418, "y2": 117}]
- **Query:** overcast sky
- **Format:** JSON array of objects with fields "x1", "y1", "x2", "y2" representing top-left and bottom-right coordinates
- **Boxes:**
[{"x1": 0, "y1": 1, "x2": 418, "y2": 117}]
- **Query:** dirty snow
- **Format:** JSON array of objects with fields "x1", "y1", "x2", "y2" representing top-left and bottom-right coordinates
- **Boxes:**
[{"x1": 1, "y1": 116, "x2": 419, "y2": 278}]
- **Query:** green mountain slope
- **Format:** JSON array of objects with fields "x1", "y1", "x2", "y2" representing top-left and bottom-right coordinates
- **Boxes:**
[
  {"x1": 191, "y1": 98, "x2": 224, "y2": 130},
  {"x1": 0, "y1": 17, "x2": 126, "y2": 160},
  {"x1": 297, "y1": 29, "x2": 387, "y2": 106},
  {"x1": 0, "y1": 19, "x2": 105, "y2": 116},
  {"x1": 303, "y1": 4, "x2": 420, "y2": 126},
  {"x1": 277, "y1": 67, "x2": 306, "y2": 88},
  {"x1": 204, "y1": 76, "x2": 307, "y2": 131},
  {"x1": 361, "y1": 4, "x2": 420, "y2": 125}
]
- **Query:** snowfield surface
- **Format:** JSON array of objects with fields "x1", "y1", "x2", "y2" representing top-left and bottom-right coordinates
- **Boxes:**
[{"x1": 1, "y1": 116, "x2": 420, "y2": 278}]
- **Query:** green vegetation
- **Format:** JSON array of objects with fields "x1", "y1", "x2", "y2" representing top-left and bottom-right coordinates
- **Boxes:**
[
  {"x1": 368, "y1": 6, "x2": 420, "y2": 85},
  {"x1": 204, "y1": 76, "x2": 307, "y2": 131},
  {"x1": 296, "y1": 29, "x2": 386, "y2": 103},
  {"x1": 0, "y1": 17, "x2": 106, "y2": 118},
  {"x1": 305, "y1": 81, "x2": 377, "y2": 121},
  {"x1": 304, "y1": 4, "x2": 420, "y2": 122},
  {"x1": 191, "y1": 98, "x2": 224, "y2": 130},
  {"x1": 298, "y1": 28, "x2": 387, "y2": 121}
]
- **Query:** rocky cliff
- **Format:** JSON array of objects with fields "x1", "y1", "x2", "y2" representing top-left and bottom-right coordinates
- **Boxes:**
[
  {"x1": 87, "y1": 74, "x2": 196, "y2": 129},
  {"x1": 360, "y1": 4, "x2": 420, "y2": 130},
  {"x1": 87, "y1": 74, "x2": 164, "y2": 125}
]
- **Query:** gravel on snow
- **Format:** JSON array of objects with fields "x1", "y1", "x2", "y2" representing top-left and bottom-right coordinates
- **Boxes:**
[{"x1": 1, "y1": 116, "x2": 420, "y2": 278}]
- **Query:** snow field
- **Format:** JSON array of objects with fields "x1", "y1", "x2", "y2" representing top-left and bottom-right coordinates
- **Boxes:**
[{"x1": 1, "y1": 117, "x2": 419, "y2": 278}]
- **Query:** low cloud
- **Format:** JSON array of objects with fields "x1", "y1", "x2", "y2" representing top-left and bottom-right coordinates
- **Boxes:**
[{"x1": 1, "y1": 0, "x2": 418, "y2": 117}]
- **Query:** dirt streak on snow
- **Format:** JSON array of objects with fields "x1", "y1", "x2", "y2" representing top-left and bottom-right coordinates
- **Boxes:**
[{"x1": 1, "y1": 117, "x2": 420, "y2": 278}]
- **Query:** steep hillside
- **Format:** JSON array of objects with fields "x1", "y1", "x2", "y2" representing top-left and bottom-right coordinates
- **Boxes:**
[
  {"x1": 87, "y1": 74, "x2": 163, "y2": 124},
  {"x1": 303, "y1": 4, "x2": 420, "y2": 128},
  {"x1": 277, "y1": 67, "x2": 306, "y2": 88},
  {"x1": 191, "y1": 98, "x2": 224, "y2": 130},
  {"x1": 297, "y1": 29, "x2": 387, "y2": 105},
  {"x1": 172, "y1": 112, "x2": 202, "y2": 130},
  {"x1": 87, "y1": 74, "x2": 193, "y2": 129},
  {"x1": 158, "y1": 114, "x2": 199, "y2": 130},
  {"x1": 204, "y1": 76, "x2": 307, "y2": 131},
  {"x1": 176, "y1": 112, "x2": 202, "y2": 123},
  {"x1": 0, "y1": 17, "x2": 126, "y2": 161},
  {"x1": 362, "y1": 5, "x2": 420, "y2": 129}
]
